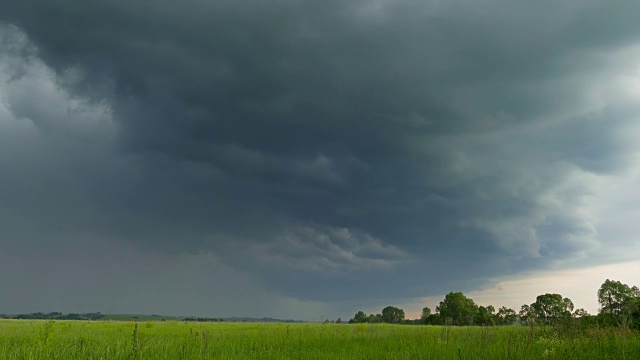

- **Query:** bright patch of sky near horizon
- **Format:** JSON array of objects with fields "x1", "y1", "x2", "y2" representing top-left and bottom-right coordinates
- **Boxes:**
[{"x1": 403, "y1": 261, "x2": 640, "y2": 319}]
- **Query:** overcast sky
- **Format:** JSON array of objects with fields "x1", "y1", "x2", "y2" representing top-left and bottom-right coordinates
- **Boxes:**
[{"x1": 1, "y1": 0, "x2": 640, "y2": 320}]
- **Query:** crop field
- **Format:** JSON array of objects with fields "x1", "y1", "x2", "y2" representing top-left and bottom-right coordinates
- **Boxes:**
[{"x1": 0, "y1": 320, "x2": 639, "y2": 359}]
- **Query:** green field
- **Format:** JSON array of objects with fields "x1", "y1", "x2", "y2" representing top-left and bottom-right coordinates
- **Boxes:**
[{"x1": 0, "y1": 320, "x2": 639, "y2": 359}]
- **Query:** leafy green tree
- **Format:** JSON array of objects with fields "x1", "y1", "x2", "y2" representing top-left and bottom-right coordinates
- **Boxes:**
[
  {"x1": 424, "y1": 313, "x2": 442, "y2": 325},
  {"x1": 436, "y1": 292, "x2": 479, "y2": 325},
  {"x1": 573, "y1": 308, "x2": 589, "y2": 318},
  {"x1": 530, "y1": 293, "x2": 574, "y2": 325},
  {"x1": 381, "y1": 306, "x2": 405, "y2": 324},
  {"x1": 349, "y1": 311, "x2": 367, "y2": 324},
  {"x1": 366, "y1": 314, "x2": 383, "y2": 323},
  {"x1": 496, "y1": 306, "x2": 517, "y2": 325},
  {"x1": 597, "y1": 279, "x2": 640, "y2": 328},
  {"x1": 598, "y1": 279, "x2": 633, "y2": 316},
  {"x1": 420, "y1": 307, "x2": 432, "y2": 324},
  {"x1": 519, "y1": 304, "x2": 533, "y2": 324},
  {"x1": 475, "y1": 305, "x2": 496, "y2": 326},
  {"x1": 572, "y1": 308, "x2": 595, "y2": 327},
  {"x1": 336, "y1": 318, "x2": 342, "y2": 324}
]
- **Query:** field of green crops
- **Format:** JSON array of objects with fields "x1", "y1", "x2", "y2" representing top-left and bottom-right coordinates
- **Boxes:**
[{"x1": 1, "y1": 319, "x2": 639, "y2": 359}]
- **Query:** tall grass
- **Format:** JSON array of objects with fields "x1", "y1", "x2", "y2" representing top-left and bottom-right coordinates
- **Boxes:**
[{"x1": 0, "y1": 319, "x2": 638, "y2": 359}]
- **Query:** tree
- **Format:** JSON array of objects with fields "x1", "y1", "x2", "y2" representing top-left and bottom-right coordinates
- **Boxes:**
[
  {"x1": 496, "y1": 306, "x2": 517, "y2": 325},
  {"x1": 436, "y1": 292, "x2": 479, "y2": 325},
  {"x1": 530, "y1": 293, "x2": 574, "y2": 325},
  {"x1": 598, "y1": 279, "x2": 633, "y2": 316},
  {"x1": 597, "y1": 279, "x2": 640, "y2": 328},
  {"x1": 420, "y1": 307, "x2": 432, "y2": 324},
  {"x1": 475, "y1": 305, "x2": 496, "y2": 326},
  {"x1": 349, "y1": 311, "x2": 367, "y2": 324},
  {"x1": 336, "y1": 318, "x2": 342, "y2": 324},
  {"x1": 381, "y1": 306, "x2": 405, "y2": 324},
  {"x1": 573, "y1": 308, "x2": 589, "y2": 318},
  {"x1": 366, "y1": 314, "x2": 383, "y2": 323},
  {"x1": 423, "y1": 313, "x2": 442, "y2": 325},
  {"x1": 519, "y1": 304, "x2": 533, "y2": 325}
]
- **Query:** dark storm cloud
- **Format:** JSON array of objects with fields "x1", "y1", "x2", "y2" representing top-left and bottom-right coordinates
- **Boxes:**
[{"x1": 2, "y1": 0, "x2": 640, "y2": 308}]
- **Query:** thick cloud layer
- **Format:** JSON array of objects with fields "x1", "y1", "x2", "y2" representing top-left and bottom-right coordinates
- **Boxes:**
[{"x1": 1, "y1": 0, "x2": 640, "y2": 316}]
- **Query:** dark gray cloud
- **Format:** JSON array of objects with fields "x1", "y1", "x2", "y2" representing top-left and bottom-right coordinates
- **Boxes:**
[{"x1": 1, "y1": 0, "x2": 640, "y2": 317}]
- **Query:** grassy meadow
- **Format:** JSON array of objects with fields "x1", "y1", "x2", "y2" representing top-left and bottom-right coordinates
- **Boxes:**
[{"x1": 0, "y1": 319, "x2": 639, "y2": 359}]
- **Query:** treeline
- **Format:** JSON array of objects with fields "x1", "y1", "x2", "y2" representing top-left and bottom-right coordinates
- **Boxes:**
[
  {"x1": 0, "y1": 312, "x2": 105, "y2": 321},
  {"x1": 0, "y1": 312, "x2": 304, "y2": 324},
  {"x1": 348, "y1": 279, "x2": 640, "y2": 329},
  {"x1": 183, "y1": 317, "x2": 226, "y2": 322},
  {"x1": 184, "y1": 317, "x2": 303, "y2": 323}
]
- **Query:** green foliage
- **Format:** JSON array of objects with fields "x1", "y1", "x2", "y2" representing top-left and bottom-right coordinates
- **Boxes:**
[
  {"x1": 573, "y1": 308, "x2": 590, "y2": 318},
  {"x1": 475, "y1": 305, "x2": 496, "y2": 326},
  {"x1": 1, "y1": 320, "x2": 639, "y2": 359},
  {"x1": 520, "y1": 304, "x2": 533, "y2": 324},
  {"x1": 10, "y1": 312, "x2": 104, "y2": 320},
  {"x1": 366, "y1": 314, "x2": 383, "y2": 323},
  {"x1": 496, "y1": 306, "x2": 517, "y2": 325},
  {"x1": 529, "y1": 293, "x2": 574, "y2": 325},
  {"x1": 349, "y1": 307, "x2": 406, "y2": 324},
  {"x1": 38, "y1": 320, "x2": 55, "y2": 347},
  {"x1": 424, "y1": 313, "x2": 442, "y2": 325},
  {"x1": 436, "y1": 292, "x2": 479, "y2": 325},
  {"x1": 381, "y1": 306, "x2": 405, "y2": 324},
  {"x1": 349, "y1": 311, "x2": 367, "y2": 324},
  {"x1": 131, "y1": 322, "x2": 140, "y2": 359},
  {"x1": 420, "y1": 306, "x2": 431, "y2": 324},
  {"x1": 598, "y1": 279, "x2": 640, "y2": 328}
]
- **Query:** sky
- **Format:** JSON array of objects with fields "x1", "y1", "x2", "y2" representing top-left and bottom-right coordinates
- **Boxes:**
[{"x1": 1, "y1": 0, "x2": 639, "y2": 321}]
